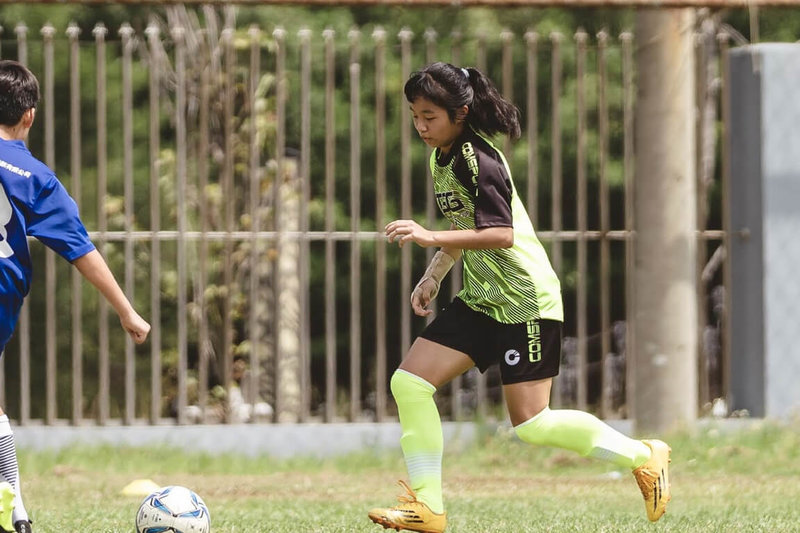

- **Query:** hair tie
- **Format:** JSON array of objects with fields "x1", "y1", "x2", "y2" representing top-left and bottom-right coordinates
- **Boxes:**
[{"x1": 460, "y1": 67, "x2": 469, "y2": 79}]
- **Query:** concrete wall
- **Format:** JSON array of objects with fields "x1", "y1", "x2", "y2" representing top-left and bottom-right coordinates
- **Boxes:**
[
  {"x1": 729, "y1": 44, "x2": 800, "y2": 418},
  {"x1": 11, "y1": 420, "x2": 634, "y2": 457}
]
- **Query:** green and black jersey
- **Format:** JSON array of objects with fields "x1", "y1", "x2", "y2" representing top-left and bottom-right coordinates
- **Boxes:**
[{"x1": 430, "y1": 127, "x2": 563, "y2": 324}]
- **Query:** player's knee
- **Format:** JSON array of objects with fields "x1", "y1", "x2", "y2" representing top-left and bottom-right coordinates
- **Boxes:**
[
  {"x1": 390, "y1": 369, "x2": 436, "y2": 402},
  {"x1": 513, "y1": 406, "x2": 551, "y2": 445}
]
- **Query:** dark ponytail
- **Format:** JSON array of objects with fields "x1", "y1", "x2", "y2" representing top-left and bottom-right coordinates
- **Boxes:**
[
  {"x1": 404, "y1": 61, "x2": 521, "y2": 140},
  {"x1": 464, "y1": 67, "x2": 521, "y2": 139}
]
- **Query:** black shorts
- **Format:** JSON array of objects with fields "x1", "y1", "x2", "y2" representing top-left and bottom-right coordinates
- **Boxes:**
[{"x1": 419, "y1": 297, "x2": 562, "y2": 385}]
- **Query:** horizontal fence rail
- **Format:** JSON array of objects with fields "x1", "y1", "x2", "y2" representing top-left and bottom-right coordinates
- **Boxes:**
[
  {"x1": 22, "y1": 0, "x2": 800, "y2": 7},
  {"x1": 0, "y1": 11, "x2": 733, "y2": 426}
]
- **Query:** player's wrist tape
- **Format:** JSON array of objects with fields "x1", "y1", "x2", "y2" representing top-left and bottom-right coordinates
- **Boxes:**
[{"x1": 413, "y1": 250, "x2": 456, "y2": 298}]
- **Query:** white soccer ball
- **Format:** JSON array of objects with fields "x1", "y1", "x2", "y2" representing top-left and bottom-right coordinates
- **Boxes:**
[{"x1": 135, "y1": 485, "x2": 211, "y2": 533}]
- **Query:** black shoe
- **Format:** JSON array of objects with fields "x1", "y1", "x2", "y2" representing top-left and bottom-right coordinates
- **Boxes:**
[{"x1": 13, "y1": 521, "x2": 32, "y2": 533}]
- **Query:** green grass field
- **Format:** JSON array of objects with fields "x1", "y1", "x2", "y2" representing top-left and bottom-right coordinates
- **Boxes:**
[{"x1": 15, "y1": 420, "x2": 800, "y2": 532}]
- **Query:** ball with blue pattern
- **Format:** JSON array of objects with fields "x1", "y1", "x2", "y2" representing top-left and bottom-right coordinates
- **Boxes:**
[{"x1": 135, "y1": 485, "x2": 211, "y2": 533}]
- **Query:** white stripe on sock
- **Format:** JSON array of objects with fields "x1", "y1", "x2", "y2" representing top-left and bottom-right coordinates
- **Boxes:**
[
  {"x1": 405, "y1": 452, "x2": 442, "y2": 483},
  {"x1": 0, "y1": 416, "x2": 11, "y2": 438}
]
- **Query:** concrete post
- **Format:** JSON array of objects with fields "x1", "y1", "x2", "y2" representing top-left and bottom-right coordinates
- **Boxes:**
[{"x1": 632, "y1": 8, "x2": 698, "y2": 433}]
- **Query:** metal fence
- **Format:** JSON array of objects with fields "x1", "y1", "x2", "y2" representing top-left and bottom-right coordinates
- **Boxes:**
[{"x1": 0, "y1": 10, "x2": 734, "y2": 426}]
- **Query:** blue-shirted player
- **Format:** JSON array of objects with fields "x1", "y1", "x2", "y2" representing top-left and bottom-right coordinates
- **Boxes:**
[{"x1": 0, "y1": 60, "x2": 151, "y2": 533}]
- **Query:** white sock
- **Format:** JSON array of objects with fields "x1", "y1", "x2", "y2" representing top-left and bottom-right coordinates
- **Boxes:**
[{"x1": 0, "y1": 415, "x2": 27, "y2": 523}]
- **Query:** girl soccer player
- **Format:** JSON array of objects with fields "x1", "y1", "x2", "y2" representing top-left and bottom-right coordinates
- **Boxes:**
[
  {"x1": 0, "y1": 60, "x2": 151, "y2": 533},
  {"x1": 368, "y1": 62, "x2": 671, "y2": 533}
]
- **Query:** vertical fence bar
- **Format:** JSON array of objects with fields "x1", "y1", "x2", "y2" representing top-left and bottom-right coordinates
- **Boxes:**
[
  {"x1": 323, "y1": 28, "x2": 337, "y2": 422},
  {"x1": 273, "y1": 27, "x2": 286, "y2": 420},
  {"x1": 450, "y1": 30, "x2": 461, "y2": 65},
  {"x1": 173, "y1": 25, "x2": 188, "y2": 425},
  {"x1": 197, "y1": 31, "x2": 211, "y2": 422},
  {"x1": 424, "y1": 29, "x2": 437, "y2": 268},
  {"x1": 694, "y1": 30, "x2": 709, "y2": 408},
  {"x1": 475, "y1": 33, "x2": 486, "y2": 73},
  {"x1": 474, "y1": 33, "x2": 488, "y2": 417},
  {"x1": 549, "y1": 31, "x2": 564, "y2": 407},
  {"x1": 373, "y1": 27, "x2": 388, "y2": 422},
  {"x1": 597, "y1": 31, "x2": 613, "y2": 418},
  {"x1": 186, "y1": 27, "x2": 200, "y2": 424},
  {"x1": 621, "y1": 32, "x2": 636, "y2": 417},
  {"x1": 749, "y1": 6, "x2": 760, "y2": 44},
  {"x1": 450, "y1": 31, "x2": 464, "y2": 420},
  {"x1": 93, "y1": 23, "x2": 110, "y2": 425},
  {"x1": 145, "y1": 22, "x2": 162, "y2": 424},
  {"x1": 349, "y1": 29, "x2": 362, "y2": 422},
  {"x1": 16, "y1": 22, "x2": 30, "y2": 425},
  {"x1": 399, "y1": 28, "x2": 413, "y2": 360},
  {"x1": 501, "y1": 29, "x2": 513, "y2": 157},
  {"x1": 298, "y1": 27, "x2": 312, "y2": 421},
  {"x1": 67, "y1": 23, "x2": 84, "y2": 425},
  {"x1": 549, "y1": 31, "x2": 563, "y2": 277},
  {"x1": 525, "y1": 31, "x2": 539, "y2": 227},
  {"x1": 119, "y1": 23, "x2": 136, "y2": 424},
  {"x1": 248, "y1": 25, "x2": 262, "y2": 420},
  {"x1": 41, "y1": 23, "x2": 58, "y2": 424},
  {"x1": 222, "y1": 26, "x2": 235, "y2": 413},
  {"x1": 575, "y1": 30, "x2": 588, "y2": 411},
  {"x1": 500, "y1": 27, "x2": 516, "y2": 414},
  {"x1": 15, "y1": 23, "x2": 27, "y2": 65},
  {"x1": 718, "y1": 31, "x2": 732, "y2": 406}
]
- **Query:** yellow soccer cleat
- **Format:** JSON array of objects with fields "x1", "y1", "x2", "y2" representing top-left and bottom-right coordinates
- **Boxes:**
[
  {"x1": 368, "y1": 480, "x2": 447, "y2": 533},
  {"x1": 632, "y1": 439, "x2": 672, "y2": 522},
  {"x1": 0, "y1": 481, "x2": 15, "y2": 533}
]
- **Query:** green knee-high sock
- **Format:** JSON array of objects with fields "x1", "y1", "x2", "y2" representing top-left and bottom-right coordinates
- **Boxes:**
[
  {"x1": 515, "y1": 407, "x2": 651, "y2": 470},
  {"x1": 391, "y1": 369, "x2": 444, "y2": 514}
]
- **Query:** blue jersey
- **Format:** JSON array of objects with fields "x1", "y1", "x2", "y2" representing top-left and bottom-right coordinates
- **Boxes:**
[{"x1": 0, "y1": 138, "x2": 95, "y2": 349}]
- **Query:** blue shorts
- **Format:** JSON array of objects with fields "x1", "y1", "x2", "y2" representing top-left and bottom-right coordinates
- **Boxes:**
[
  {"x1": 0, "y1": 292, "x2": 22, "y2": 355},
  {"x1": 419, "y1": 297, "x2": 562, "y2": 385}
]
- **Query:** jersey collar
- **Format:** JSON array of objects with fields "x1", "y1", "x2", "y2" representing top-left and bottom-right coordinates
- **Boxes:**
[{"x1": 434, "y1": 128, "x2": 473, "y2": 167}]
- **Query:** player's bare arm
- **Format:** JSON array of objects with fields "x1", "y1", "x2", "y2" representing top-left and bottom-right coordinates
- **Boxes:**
[
  {"x1": 72, "y1": 250, "x2": 151, "y2": 344},
  {"x1": 385, "y1": 219, "x2": 513, "y2": 249}
]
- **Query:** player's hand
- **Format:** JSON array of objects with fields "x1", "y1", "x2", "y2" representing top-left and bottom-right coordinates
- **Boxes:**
[
  {"x1": 121, "y1": 311, "x2": 151, "y2": 344},
  {"x1": 385, "y1": 219, "x2": 436, "y2": 248},
  {"x1": 410, "y1": 277, "x2": 439, "y2": 317}
]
